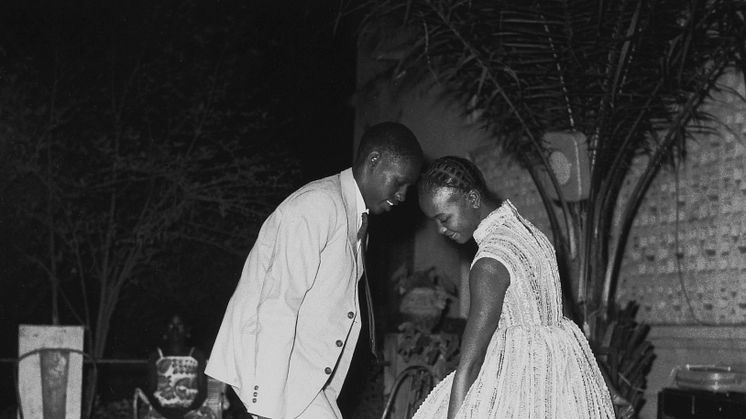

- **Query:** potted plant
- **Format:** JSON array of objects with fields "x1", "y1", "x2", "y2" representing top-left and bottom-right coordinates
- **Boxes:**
[
  {"x1": 393, "y1": 266, "x2": 458, "y2": 333},
  {"x1": 361, "y1": 2, "x2": 745, "y2": 413},
  {"x1": 391, "y1": 266, "x2": 460, "y2": 377},
  {"x1": 382, "y1": 267, "x2": 460, "y2": 418}
]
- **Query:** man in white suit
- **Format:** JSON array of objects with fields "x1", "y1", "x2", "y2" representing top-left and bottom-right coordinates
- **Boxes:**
[{"x1": 206, "y1": 122, "x2": 423, "y2": 418}]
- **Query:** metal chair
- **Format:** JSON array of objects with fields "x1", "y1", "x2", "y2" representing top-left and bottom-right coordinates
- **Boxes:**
[{"x1": 381, "y1": 365, "x2": 436, "y2": 419}]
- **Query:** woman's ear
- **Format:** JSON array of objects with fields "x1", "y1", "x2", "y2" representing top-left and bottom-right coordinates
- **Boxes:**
[{"x1": 466, "y1": 189, "x2": 481, "y2": 208}]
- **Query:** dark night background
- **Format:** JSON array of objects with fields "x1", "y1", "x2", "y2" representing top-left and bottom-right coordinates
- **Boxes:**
[{"x1": 0, "y1": 0, "x2": 370, "y2": 414}]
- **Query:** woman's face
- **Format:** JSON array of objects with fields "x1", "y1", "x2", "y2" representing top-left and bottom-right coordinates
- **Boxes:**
[
  {"x1": 419, "y1": 186, "x2": 481, "y2": 244},
  {"x1": 166, "y1": 315, "x2": 186, "y2": 343}
]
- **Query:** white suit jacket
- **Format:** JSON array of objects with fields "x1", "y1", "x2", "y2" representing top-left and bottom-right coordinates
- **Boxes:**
[{"x1": 206, "y1": 168, "x2": 365, "y2": 418}]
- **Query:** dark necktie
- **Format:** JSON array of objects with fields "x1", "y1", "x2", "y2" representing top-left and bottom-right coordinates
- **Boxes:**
[{"x1": 358, "y1": 213, "x2": 377, "y2": 357}]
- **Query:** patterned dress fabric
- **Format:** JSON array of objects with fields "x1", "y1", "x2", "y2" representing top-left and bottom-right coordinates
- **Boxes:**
[
  {"x1": 413, "y1": 200, "x2": 615, "y2": 419},
  {"x1": 148, "y1": 348, "x2": 215, "y2": 419}
]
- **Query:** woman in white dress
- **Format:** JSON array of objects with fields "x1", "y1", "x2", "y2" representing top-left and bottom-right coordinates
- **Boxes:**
[{"x1": 414, "y1": 156, "x2": 615, "y2": 419}]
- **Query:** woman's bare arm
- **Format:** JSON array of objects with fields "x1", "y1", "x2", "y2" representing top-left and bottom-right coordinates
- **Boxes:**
[{"x1": 447, "y1": 258, "x2": 510, "y2": 419}]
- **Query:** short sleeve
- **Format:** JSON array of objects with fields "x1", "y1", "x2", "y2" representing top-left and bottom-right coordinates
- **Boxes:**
[{"x1": 471, "y1": 228, "x2": 526, "y2": 280}]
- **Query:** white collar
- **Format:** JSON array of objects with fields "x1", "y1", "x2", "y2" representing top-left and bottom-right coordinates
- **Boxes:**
[
  {"x1": 348, "y1": 168, "x2": 368, "y2": 229},
  {"x1": 473, "y1": 200, "x2": 516, "y2": 245}
]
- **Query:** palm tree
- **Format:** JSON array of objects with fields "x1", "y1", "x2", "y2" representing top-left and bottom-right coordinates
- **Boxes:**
[{"x1": 360, "y1": 0, "x2": 746, "y2": 411}]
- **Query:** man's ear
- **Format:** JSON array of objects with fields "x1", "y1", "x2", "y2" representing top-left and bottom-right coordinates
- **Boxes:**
[
  {"x1": 466, "y1": 189, "x2": 481, "y2": 208},
  {"x1": 367, "y1": 151, "x2": 381, "y2": 168}
]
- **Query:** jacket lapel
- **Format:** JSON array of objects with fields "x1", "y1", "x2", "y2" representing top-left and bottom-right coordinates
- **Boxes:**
[{"x1": 339, "y1": 169, "x2": 362, "y2": 268}]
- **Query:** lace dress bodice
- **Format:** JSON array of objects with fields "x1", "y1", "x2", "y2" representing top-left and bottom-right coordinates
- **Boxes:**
[{"x1": 471, "y1": 200, "x2": 564, "y2": 328}]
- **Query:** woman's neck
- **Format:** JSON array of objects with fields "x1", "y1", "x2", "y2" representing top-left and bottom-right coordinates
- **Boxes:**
[
  {"x1": 165, "y1": 342, "x2": 189, "y2": 356},
  {"x1": 478, "y1": 198, "x2": 500, "y2": 220}
]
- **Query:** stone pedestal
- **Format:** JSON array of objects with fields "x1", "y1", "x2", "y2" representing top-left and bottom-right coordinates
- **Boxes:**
[{"x1": 18, "y1": 325, "x2": 85, "y2": 419}]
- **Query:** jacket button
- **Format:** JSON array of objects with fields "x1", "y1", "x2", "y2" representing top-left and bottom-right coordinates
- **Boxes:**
[
  {"x1": 253, "y1": 392, "x2": 258, "y2": 397},
  {"x1": 252, "y1": 398, "x2": 257, "y2": 403},
  {"x1": 336, "y1": 340, "x2": 343, "y2": 347},
  {"x1": 325, "y1": 367, "x2": 332, "y2": 374},
  {"x1": 254, "y1": 385, "x2": 259, "y2": 390},
  {"x1": 347, "y1": 311, "x2": 354, "y2": 319}
]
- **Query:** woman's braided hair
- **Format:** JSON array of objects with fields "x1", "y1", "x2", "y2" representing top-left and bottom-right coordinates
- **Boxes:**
[{"x1": 419, "y1": 156, "x2": 489, "y2": 197}]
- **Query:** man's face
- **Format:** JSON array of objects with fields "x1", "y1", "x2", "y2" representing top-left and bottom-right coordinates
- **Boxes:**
[{"x1": 361, "y1": 152, "x2": 421, "y2": 215}]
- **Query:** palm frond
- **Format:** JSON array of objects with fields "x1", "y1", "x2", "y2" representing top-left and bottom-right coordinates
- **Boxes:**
[{"x1": 361, "y1": 2, "x2": 746, "y2": 385}]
